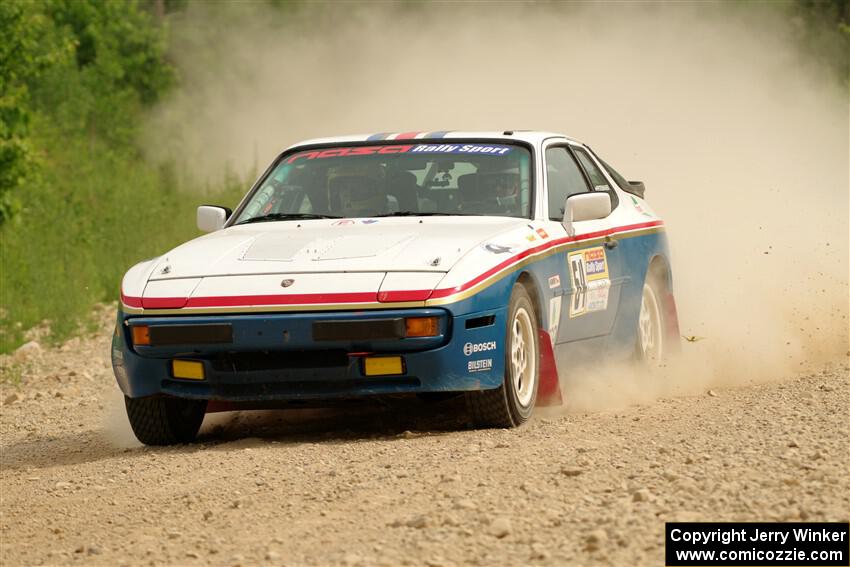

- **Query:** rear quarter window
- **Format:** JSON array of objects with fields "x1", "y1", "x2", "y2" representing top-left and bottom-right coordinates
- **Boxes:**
[{"x1": 573, "y1": 148, "x2": 610, "y2": 190}]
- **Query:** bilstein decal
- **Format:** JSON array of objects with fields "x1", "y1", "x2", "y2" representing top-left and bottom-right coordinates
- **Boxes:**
[{"x1": 467, "y1": 359, "x2": 493, "y2": 373}]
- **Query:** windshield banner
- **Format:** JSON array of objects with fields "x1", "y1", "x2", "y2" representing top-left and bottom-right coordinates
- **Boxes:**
[{"x1": 286, "y1": 143, "x2": 514, "y2": 164}]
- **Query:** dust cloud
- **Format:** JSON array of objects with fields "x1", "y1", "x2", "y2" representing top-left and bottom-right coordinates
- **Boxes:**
[{"x1": 144, "y1": 2, "x2": 848, "y2": 406}]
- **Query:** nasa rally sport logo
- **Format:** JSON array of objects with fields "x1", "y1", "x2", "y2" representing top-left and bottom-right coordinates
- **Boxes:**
[{"x1": 463, "y1": 341, "x2": 497, "y2": 356}]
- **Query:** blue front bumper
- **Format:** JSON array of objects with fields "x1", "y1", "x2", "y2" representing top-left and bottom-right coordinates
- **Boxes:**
[{"x1": 112, "y1": 307, "x2": 508, "y2": 401}]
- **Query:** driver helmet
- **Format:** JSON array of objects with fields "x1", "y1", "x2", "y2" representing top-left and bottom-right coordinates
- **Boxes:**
[
  {"x1": 329, "y1": 162, "x2": 386, "y2": 217},
  {"x1": 477, "y1": 160, "x2": 521, "y2": 208}
]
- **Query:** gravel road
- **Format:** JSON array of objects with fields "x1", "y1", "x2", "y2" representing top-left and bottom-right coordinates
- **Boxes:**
[{"x1": 1, "y1": 309, "x2": 848, "y2": 567}]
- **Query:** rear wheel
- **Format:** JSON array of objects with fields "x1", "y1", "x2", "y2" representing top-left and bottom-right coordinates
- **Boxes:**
[
  {"x1": 636, "y1": 274, "x2": 665, "y2": 365},
  {"x1": 466, "y1": 284, "x2": 539, "y2": 428},
  {"x1": 125, "y1": 396, "x2": 207, "y2": 445}
]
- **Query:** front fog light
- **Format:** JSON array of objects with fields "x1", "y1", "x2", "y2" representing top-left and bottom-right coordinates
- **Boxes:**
[
  {"x1": 363, "y1": 356, "x2": 404, "y2": 376},
  {"x1": 172, "y1": 359, "x2": 205, "y2": 380}
]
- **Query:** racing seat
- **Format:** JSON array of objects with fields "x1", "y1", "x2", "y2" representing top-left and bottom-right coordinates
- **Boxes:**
[{"x1": 386, "y1": 171, "x2": 420, "y2": 213}]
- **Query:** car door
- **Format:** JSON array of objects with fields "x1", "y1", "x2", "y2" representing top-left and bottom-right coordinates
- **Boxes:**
[{"x1": 542, "y1": 141, "x2": 624, "y2": 344}]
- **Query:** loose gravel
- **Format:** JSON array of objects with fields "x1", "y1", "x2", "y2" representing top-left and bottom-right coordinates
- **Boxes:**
[{"x1": 1, "y1": 308, "x2": 847, "y2": 566}]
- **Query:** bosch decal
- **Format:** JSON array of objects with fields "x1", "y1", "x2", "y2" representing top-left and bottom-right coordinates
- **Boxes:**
[
  {"x1": 548, "y1": 275, "x2": 561, "y2": 289},
  {"x1": 463, "y1": 341, "x2": 497, "y2": 356}
]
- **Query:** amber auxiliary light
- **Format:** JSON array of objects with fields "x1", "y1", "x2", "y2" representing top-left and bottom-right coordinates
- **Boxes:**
[
  {"x1": 405, "y1": 316, "x2": 439, "y2": 338},
  {"x1": 131, "y1": 325, "x2": 150, "y2": 346}
]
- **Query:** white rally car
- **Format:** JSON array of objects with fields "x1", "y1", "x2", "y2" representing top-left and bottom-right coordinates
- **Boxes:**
[{"x1": 112, "y1": 131, "x2": 680, "y2": 445}]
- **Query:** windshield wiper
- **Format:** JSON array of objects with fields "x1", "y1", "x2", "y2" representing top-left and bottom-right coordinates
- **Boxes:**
[
  {"x1": 373, "y1": 211, "x2": 482, "y2": 217},
  {"x1": 235, "y1": 213, "x2": 342, "y2": 225}
]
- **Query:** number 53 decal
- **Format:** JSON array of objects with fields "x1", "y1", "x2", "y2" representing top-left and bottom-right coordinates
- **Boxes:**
[{"x1": 568, "y1": 246, "x2": 612, "y2": 318}]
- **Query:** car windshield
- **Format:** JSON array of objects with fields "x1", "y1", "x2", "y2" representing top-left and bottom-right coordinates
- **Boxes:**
[{"x1": 233, "y1": 142, "x2": 533, "y2": 224}]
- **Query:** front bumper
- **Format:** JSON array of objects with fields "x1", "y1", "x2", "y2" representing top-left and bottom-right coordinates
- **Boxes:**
[{"x1": 112, "y1": 307, "x2": 508, "y2": 401}]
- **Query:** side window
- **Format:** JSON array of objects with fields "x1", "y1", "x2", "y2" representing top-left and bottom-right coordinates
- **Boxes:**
[
  {"x1": 573, "y1": 148, "x2": 610, "y2": 190},
  {"x1": 545, "y1": 147, "x2": 590, "y2": 220}
]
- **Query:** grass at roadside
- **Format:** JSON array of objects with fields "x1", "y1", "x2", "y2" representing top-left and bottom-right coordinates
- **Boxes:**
[{"x1": 0, "y1": 119, "x2": 247, "y2": 353}]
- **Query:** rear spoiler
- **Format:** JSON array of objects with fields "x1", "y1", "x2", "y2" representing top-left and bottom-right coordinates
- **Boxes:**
[{"x1": 625, "y1": 181, "x2": 645, "y2": 199}]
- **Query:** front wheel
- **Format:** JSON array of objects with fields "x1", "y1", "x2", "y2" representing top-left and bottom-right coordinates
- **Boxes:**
[
  {"x1": 466, "y1": 283, "x2": 539, "y2": 428},
  {"x1": 125, "y1": 396, "x2": 207, "y2": 445}
]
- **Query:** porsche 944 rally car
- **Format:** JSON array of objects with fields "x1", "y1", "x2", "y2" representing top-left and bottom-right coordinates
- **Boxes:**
[{"x1": 112, "y1": 130, "x2": 680, "y2": 445}]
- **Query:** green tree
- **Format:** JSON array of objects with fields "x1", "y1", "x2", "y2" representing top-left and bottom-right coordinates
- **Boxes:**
[
  {"x1": 0, "y1": 1, "x2": 72, "y2": 223},
  {"x1": 792, "y1": 0, "x2": 850, "y2": 83},
  {"x1": 0, "y1": 0, "x2": 181, "y2": 352}
]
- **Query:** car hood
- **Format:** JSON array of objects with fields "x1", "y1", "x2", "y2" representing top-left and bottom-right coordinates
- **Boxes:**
[{"x1": 147, "y1": 217, "x2": 527, "y2": 281}]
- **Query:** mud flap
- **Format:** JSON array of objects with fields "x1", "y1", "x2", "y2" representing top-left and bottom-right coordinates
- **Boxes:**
[
  {"x1": 663, "y1": 291, "x2": 681, "y2": 354},
  {"x1": 537, "y1": 329, "x2": 563, "y2": 406}
]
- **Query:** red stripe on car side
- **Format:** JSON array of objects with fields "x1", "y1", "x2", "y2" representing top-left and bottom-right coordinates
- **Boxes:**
[
  {"x1": 121, "y1": 293, "x2": 143, "y2": 308},
  {"x1": 394, "y1": 131, "x2": 420, "y2": 140},
  {"x1": 428, "y1": 220, "x2": 664, "y2": 299},
  {"x1": 120, "y1": 221, "x2": 664, "y2": 310},
  {"x1": 184, "y1": 291, "x2": 377, "y2": 307},
  {"x1": 142, "y1": 297, "x2": 188, "y2": 309}
]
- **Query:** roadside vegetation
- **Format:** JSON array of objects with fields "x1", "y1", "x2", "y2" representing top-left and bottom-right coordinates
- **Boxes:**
[
  {"x1": 0, "y1": 0, "x2": 846, "y2": 354},
  {"x1": 0, "y1": 0, "x2": 245, "y2": 353}
]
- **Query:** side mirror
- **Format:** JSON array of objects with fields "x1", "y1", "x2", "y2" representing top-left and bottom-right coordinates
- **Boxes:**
[
  {"x1": 562, "y1": 192, "x2": 612, "y2": 236},
  {"x1": 197, "y1": 205, "x2": 231, "y2": 232}
]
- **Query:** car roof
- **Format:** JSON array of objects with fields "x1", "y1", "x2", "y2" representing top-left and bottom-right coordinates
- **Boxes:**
[{"x1": 285, "y1": 130, "x2": 581, "y2": 151}]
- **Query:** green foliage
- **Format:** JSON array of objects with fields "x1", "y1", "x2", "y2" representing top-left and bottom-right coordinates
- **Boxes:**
[
  {"x1": 0, "y1": 1, "x2": 73, "y2": 223},
  {"x1": 791, "y1": 0, "x2": 850, "y2": 84},
  {"x1": 0, "y1": 0, "x2": 174, "y2": 227},
  {"x1": 0, "y1": 118, "x2": 246, "y2": 352},
  {"x1": 0, "y1": 0, "x2": 210, "y2": 352}
]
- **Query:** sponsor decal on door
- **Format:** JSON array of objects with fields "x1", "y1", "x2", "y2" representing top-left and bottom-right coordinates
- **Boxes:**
[{"x1": 568, "y1": 246, "x2": 611, "y2": 318}]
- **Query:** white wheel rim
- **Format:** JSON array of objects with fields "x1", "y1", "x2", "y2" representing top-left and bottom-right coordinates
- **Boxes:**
[
  {"x1": 510, "y1": 307, "x2": 536, "y2": 407},
  {"x1": 638, "y1": 283, "x2": 663, "y2": 363}
]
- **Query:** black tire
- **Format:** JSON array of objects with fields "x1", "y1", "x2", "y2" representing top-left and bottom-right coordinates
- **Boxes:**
[
  {"x1": 635, "y1": 268, "x2": 667, "y2": 366},
  {"x1": 466, "y1": 283, "x2": 539, "y2": 428},
  {"x1": 124, "y1": 396, "x2": 207, "y2": 446}
]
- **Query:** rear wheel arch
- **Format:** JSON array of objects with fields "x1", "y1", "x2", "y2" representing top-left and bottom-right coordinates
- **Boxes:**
[
  {"x1": 646, "y1": 254, "x2": 672, "y2": 291},
  {"x1": 644, "y1": 254, "x2": 681, "y2": 353}
]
